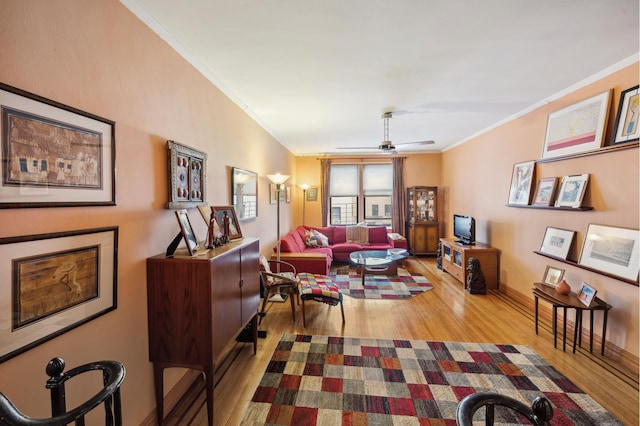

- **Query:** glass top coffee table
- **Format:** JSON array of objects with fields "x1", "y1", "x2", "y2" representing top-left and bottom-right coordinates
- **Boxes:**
[{"x1": 349, "y1": 249, "x2": 409, "y2": 286}]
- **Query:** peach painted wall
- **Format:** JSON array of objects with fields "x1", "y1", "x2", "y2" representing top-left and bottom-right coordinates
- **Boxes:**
[
  {"x1": 442, "y1": 63, "x2": 639, "y2": 358},
  {"x1": 0, "y1": 0, "x2": 295, "y2": 423}
]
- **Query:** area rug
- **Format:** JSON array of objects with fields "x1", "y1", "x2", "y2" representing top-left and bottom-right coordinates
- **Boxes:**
[
  {"x1": 241, "y1": 334, "x2": 621, "y2": 425},
  {"x1": 329, "y1": 265, "x2": 433, "y2": 299}
]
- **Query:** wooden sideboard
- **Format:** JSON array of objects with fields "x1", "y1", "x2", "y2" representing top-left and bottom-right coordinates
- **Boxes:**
[
  {"x1": 440, "y1": 237, "x2": 499, "y2": 289},
  {"x1": 146, "y1": 237, "x2": 260, "y2": 425}
]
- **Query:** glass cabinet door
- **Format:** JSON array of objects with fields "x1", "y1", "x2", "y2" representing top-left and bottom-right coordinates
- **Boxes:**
[{"x1": 407, "y1": 186, "x2": 437, "y2": 222}]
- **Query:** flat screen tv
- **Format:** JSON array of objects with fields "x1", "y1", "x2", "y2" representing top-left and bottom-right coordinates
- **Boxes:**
[{"x1": 453, "y1": 214, "x2": 475, "y2": 245}]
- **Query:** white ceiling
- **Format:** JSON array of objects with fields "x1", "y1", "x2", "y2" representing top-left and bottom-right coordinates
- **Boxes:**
[{"x1": 122, "y1": 0, "x2": 639, "y2": 156}]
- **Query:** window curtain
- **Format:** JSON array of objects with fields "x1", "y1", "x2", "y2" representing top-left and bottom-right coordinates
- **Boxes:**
[
  {"x1": 392, "y1": 157, "x2": 405, "y2": 234},
  {"x1": 320, "y1": 158, "x2": 332, "y2": 226}
]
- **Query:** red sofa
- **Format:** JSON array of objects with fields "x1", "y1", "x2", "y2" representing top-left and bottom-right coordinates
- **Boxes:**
[{"x1": 271, "y1": 225, "x2": 407, "y2": 275}]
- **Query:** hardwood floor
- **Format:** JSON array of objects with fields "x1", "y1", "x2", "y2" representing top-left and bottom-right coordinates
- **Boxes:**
[{"x1": 163, "y1": 257, "x2": 639, "y2": 425}]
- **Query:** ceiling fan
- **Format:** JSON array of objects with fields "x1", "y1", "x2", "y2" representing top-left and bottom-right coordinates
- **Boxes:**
[{"x1": 337, "y1": 112, "x2": 435, "y2": 153}]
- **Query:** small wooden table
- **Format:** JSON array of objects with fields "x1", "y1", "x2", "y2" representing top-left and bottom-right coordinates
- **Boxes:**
[{"x1": 532, "y1": 282, "x2": 611, "y2": 356}]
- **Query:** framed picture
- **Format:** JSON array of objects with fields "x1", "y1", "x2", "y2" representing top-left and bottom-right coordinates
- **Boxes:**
[
  {"x1": 542, "y1": 265, "x2": 565, "y2": 287},
  {"x1": 0, "y1": 226, "x2": 117, "y2": 363},
  {"x1": 507, "y1": 160, "x2": 536, "y2": 205},
  {"x1": 542, "y1": 90, "x2": 611, "y2": 159},
  {"x1": 166, "y1": 140, "x2": 206, "y2": 209},
  {"x1": 555, "y1": 174, "x2": 589, "y2": 208},
  {"x1": 269, "y1": 183, "x2": 277, "y2": 205},
  {"x1": 212, "y1": 205, "x2": 242, "y2": 240},
  {"x1": 0, "y1": 82, "x2": 116, "y2": 208},
  {"x1": 577, "y1": 283, "x2": 597, "y2": 306},
  {"x1": 285, "y1": 186, "x2": 291, "y2": 203},
  {"x1": 231, "y1": 167, "x2": 257, "y2": 220},
  {"x1": 532, "y1": 177, "x2": 558, "y2": 206},
  {"x1": 175, "y1": 209, "x2": 207, "y2": 256},
  {"x1": 306, "y1": 187, "x2": 318, "y2": 202},
  {"x1": 611, "y1": 85, "x2": 639, "y2": 145},
  {"x1": 539, "y1": 226, "x2": 576, "y2": 260},
  {"x1": 578, "y1": 224, "x2": 639, "y2": 283}
]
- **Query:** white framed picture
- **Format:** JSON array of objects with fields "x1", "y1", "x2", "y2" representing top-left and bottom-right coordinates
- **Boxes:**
[
  {"x1": 577, "y1": 283, "x2": 597, "y2": 306},
  {"x1": 539, "y1": 226, "x2": 576, "y2": 260},
  {"x1": 579, "y1": 224, "x2": 639, "y2": 283},
  {"x1": 555, "y1": 174, "x2": 589, "y2": 208}
]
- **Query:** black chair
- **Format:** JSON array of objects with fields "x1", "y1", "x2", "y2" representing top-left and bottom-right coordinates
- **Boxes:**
[
  {"x1": 0, "y1": 357, "x2": 125, "y2": 426},
  {"x1": 456, "y1": 392, "x2": 553, "y2": 426}
]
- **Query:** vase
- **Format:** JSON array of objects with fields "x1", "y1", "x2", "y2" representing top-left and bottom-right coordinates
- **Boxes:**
[{"x1": 556, "y1": 279, "x2": 571, "y2": 295}]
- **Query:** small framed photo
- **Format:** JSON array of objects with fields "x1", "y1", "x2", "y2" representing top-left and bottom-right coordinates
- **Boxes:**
[
  {"x1": 542, "y1": 266, "x2": 565, "y2": 287},
  {"x1": 507, "y1": 160, "x2": 536, "y2": 205},
  {"x1": 285, "y1": 186, "x2": 291, "y2": 203},
  {"x1": 555, "y1": 174, "x2": 589, "y2": 208},
  {"x1": 269, "y1": 183, "x2": 277, "y2": 205},
  {"x1": 611, "y1": 85, "x2": 639, "y2": 145},
  {"x1": 306, "y1": 187, "x2": 318, "y2": 202},
  {"x1": 532, "y1": 177, "x2": 558, "y2": 206},
  {"x1": 578, "y1": 224, "x2": 639, "y2": 283},
  {"x1": 175, "y1": 209, "x2": 203, "y2": 256},
  {"x1": 212, "y1": 205, "x2": 242, "y2": 240},
  {"x1": 539, "y1": 226, "x2": 576, "y2": 260},
  {"x1": 577, "y1": 283, "x2": 597, "y2": 306}
]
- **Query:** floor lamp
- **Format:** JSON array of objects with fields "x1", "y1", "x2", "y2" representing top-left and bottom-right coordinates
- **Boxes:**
[
  {"x1": 300, "y1": 183, "x2": 309, "y2": 225},
  {"x1": 267, "y1": 173, "x2": 289, "y2": 302}
]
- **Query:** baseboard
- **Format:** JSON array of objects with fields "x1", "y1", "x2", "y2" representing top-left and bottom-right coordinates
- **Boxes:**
[{"x1": 500, "y1": 284, "x2": 639, "y2": 376}]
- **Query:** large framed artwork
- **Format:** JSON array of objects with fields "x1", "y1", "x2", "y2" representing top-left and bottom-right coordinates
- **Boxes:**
[
  {"x1": 610, "y1": 85, "x2": 639, "y2": 145},
  {"x1": 0, "y1": 83, "x2": 116, "y2": 208},
  {"x1": 578, "y1": 224, "x2": 639, "y2": 284},
  {"x1": 507, "y1": 160, "x2": 535, "y2": 205},
  {"x1": 539, "y1": 226, "x2": 576, "y2": 260},
  {"x1": 231, "y1": 167, "x2": 257, "y2": 220},
  {"x1": 0, "y1": 227, "x2": 118, "y2": 363},
  {"x1": 541, "y1": 90, "x2": 611, "y2": 159},
  {"x1": 166, "y1": 140, "x2": 206, "y2": 209}
]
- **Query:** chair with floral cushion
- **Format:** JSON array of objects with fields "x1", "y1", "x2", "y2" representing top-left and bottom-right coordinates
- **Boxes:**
[{"x1": 258, "y1": 255, "x2": 299, "y2": 324}]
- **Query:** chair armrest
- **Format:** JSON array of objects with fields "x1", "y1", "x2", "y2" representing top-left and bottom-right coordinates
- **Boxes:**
[{"x1": 266, "y1": 259, "x2": 297, "y2": 274}]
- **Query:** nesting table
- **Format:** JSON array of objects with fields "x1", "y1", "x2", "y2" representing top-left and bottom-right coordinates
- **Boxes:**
[{"x1": 532, "y1": 282, "x2": 611, "y2": 356}]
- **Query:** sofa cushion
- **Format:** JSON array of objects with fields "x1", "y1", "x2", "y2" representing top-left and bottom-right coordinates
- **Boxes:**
[
  {"x1": 331, "y1": 242, "x2": 363, "y2": 254},
  {"x1": 368, "y1": 226, "x2": 389, "y2": 243},
  {"x1": 333, "y1": 226, "x2": 346, "y2": 243},
  {"x1": 291, "y1": 227, "x2": 307, "y2": 250},
  {"x1": 280, "y1": 233, "x2": 303, "y2": 252},
  {"x1": 304, "y1": 229, "x2": 329, "y2": 248},
  {"x1": 306, "y1": 226, "x2": 334, "y2": 245}
]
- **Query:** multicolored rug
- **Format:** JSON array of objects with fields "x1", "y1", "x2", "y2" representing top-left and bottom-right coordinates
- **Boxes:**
[
  {"x1": 241, "y1": 334, "x2": 621, "y2": 425},
  {"x1": 329, "y1": 265, "x2": 433, "y2": 299}
]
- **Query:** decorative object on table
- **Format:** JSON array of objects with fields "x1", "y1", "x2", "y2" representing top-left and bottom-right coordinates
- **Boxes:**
[
  {"x1": 306, "y1": 186, "x2": 318, "y2": 201},
  {"x1": 436, "y1": 241, "x2": 442, "y2": 270},
  {"x1": 466, "y1": 257, "x2": 486, "y2": 294},
  {"x1": 507, "y1": 160, "x2": 536, "y2": 205},
  {"x1": 577, "y1": 282, "x2": 597, "y2": 306},
  {"x1": 166, "y1": 140, "x2": 206, "y2": 209},
  {"x1": 610, "y1": 85, "x2": 639, "y2": 145},
  {"x1": 0, "y1": 227, "x2": 118, "y2": 363},
  {"x1": 267, "y1": 173, "x2": 290, "y2": 303},
  {"x1": 231, "y1": 167, "x2": 257, "y2": 220},
  {"x1": 299, "y1": 183, "x2": 310, "y2": 224},
  {"x1": 539, "y1": 226, "x2": 576, "y2": 260},
  {"x1": 555, "y1": 279, "x2": 571, "y2": 295},
  {"x1": 578, "y1": 223, "x2": 639, "y2": 283},
  {"x1": 243, "y1": 334, "x2": 619, "y2": 425},
  {"x1": 555, "y1": 174, "x2": 589, "y2": 208},
  {"x1": 211, "y1": 206, "x2": 242, "y2": 240},
  {"x1": 0, "y1": 82, "x2": 116, "y2": 208},
  {"x1": 541, "y1": 90, "x2": 611, "y2": 159},
  {"x1": 174, "y1": 209, "x2": 208, "y2": 256},
  {"x1": 532, "y1": 177, "x2": 558, "y2": 206},
  {"x1": 542, "y1": 265, "x2": 565, "y2": 287}
]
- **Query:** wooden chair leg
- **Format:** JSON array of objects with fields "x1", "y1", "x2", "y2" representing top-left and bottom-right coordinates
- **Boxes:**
[
  {"x1": 259, "y1": 288, "x2": 272, "y2": 325},
  {"x1": 302, "y1": 299, "x2": 306, "y2": 327},
  {"x1": 289, "y1": 287, "x2": 296, "y2": 322},
  {"x1": 340, "y1": 300, "x2": 345, "y2": 323}
]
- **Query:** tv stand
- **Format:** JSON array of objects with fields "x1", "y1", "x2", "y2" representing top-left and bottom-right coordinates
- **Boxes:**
[
  {"x1": 440, "y1": 237, "x2": 499, "y2": 289},
  {"x1": 455, "y1": 240, "x2": 475, "y2": 246}
]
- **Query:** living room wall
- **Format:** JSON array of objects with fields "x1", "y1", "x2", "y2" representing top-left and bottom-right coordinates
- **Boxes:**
[{"x1": 0, "y1": 1, "x2": 297, "y2": 423}]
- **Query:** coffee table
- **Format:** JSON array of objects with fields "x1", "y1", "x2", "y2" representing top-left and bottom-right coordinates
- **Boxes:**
[{"x1": 349, "y1": 249, "x2": 409, "y2": 286}]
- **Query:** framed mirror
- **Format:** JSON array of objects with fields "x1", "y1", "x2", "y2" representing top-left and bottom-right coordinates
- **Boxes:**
[{"x1": 231, "y1": 167, "x2": 257, "y2": 220}]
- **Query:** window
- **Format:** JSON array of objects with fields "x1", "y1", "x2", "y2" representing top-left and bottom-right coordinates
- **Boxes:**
[{"x1": 329, "y1": 163, "x2": 393, "y2": 227}]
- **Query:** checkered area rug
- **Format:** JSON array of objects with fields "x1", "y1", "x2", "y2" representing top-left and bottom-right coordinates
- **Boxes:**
[
  {"x1": 328, "y1": 265, "x2": 433, "y2": 299},
  {"x1": 241, "y1": 334, "x2": 621, "y2": 425}
]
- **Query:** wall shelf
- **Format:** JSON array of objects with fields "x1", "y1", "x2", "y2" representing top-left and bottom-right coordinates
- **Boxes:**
[
  {"x1": 534, "y1": 250, "x2": 638, "y2": 286},
  {"x1": 536, "y1": 141, "x2": 638, "y2": 163},
  {"x1": 507, "y1": 204, "x2": 593, "y2": 211}
]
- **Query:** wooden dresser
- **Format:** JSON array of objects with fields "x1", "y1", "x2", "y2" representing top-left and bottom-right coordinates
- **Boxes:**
[{"x1": 146, "y1": 237, "x2": 260, "y2": 425}]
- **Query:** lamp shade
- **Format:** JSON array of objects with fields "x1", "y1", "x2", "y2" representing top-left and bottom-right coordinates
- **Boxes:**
[
  {"x1": 267, "y1": 173, "x2": 290, "y2": 185},
  {"x1": 299, "y1": 183, "x2": 310, "y2": 191}
]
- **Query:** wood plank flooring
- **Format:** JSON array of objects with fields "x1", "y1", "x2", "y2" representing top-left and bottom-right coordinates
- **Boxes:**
[{"x1": 163, "y1": 257, "x2": 639, "y2": 425}]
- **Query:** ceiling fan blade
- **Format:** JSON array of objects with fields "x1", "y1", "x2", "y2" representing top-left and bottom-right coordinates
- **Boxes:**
[
  {"x1": 336, "y1": 146, "x2": 379, "y2": 150},
  {"x1": 394, "y1": 140, "x2": 435, "y2": 146}
]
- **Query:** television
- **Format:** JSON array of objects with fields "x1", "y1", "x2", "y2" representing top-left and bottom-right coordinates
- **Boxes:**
[{"x1": 453, "y1": 214, "x2": 476, "y2": 245}]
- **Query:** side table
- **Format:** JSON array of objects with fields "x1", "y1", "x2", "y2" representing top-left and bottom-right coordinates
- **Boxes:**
[{"x1": 532, "y1": 282, "x2": 611, "y2": 356}]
